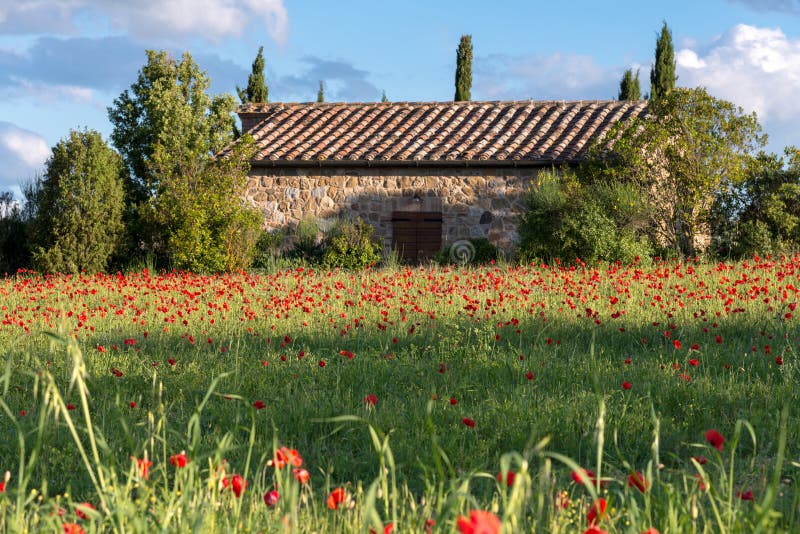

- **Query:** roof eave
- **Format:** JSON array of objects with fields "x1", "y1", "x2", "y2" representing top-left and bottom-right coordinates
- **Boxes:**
[{"x1": 248, "y1": 158, "x2": 581, "y2": 169}]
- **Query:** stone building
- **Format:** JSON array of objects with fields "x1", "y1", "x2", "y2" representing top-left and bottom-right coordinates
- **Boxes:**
[{"x1": 228, "y1": 99, "x2": 647, "y2": 261}]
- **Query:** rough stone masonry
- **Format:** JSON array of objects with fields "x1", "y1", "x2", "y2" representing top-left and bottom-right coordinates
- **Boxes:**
[{"x1": 245, "y1": 165, "x2": 538, "y2": 254}]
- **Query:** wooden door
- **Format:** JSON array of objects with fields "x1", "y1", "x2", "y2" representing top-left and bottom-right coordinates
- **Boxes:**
[{"x1": 391, "y1": 211, "x2": 443, "y2": 262}]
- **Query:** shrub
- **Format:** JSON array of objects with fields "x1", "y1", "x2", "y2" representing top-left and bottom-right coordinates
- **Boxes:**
[
  {"x1": 145, "y1": 136, "x2": 261, "y2": 272},
  {"x1": 518, "y1": 168, "x2": 652, "y2": 264},
  {"x1": 251, "y1": 229, "x2": 285, "y2": 269},
  {"x1": 321, "y1": 218, "x2": 381, "y2": 270},
  {"x1": 287, "y1": 218, "x2": 324, "y2": 263}
]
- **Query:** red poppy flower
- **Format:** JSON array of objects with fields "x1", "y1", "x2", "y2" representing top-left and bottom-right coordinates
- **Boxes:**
[
  {"x1": 688, "y1": 359, "x2": 699, "y2": 367},
  {"x1": 263, "y1": 489, "x2": 279, "y2": 507},
  {"x1": 170, "y1": 452, "x2": 188, "y2": 468},
  {"x1": 583, "y1": 527, "x2": 608, "y2": 534},
  {"x1": 692, "y1": 455, "x2": 708, "y2": 465},
  {"x1": 555, "y1": 490, "x2": 570, "y2": 509},
  {"x1": 456, "y1": 510, "x2": 501, "y2": 534},
  {"x1": 587, "y1": 497, "x2": 607, "y2": 525},
  {"x1": 627, "y1": 472, "x2": 649, "y2": 493},
  {"x1": 167, "y1": 358, "x2": 176, "y2": 367},
  {"x1": 449, "y1": 397, "x2": 458, "y2": 405},
  {"x1": 318, "y1": 360, "x2": 326, "y2": 367},
  {"x1": 776, "y1": 357, "x2": 784, "y2": 365},
  {"x1": 252, "y1": 400, "x2": 266, "y2": 410},
  {"x1": 62, "y1": 524, "x2": 84, "y2": 534},
  {"x1": 129, "y1": 401, "x2": 136, "y2": 409},
  {"x1": 525, "y1": 371, "x2": 534, "y2": 380},
  {"x1": 571, "y1": 468, "x2": 605, "y2": 488},
  {"x1": 132, "y1": 457, "x2": 151, "y2": 479},
  {"x1": 705, "y1": 429, "x2": 725, "y2": 451},
  {"x1": 292, "y1": 468, "x2": 310, "y2": 484},
  {"x1": 641, "y1": 529, "x2": 660, "y2": 534},
  {"x1": 496, "y1": 471, "x2": 515, "y2": 487},
  {"x1": 621, "y1": 381, "x2": 632, "y2": 390},
  {"x1": 462, "y1": 417, "x2": 475, "y2": 428},
  {"x1": 75, "y1": 502, "x2": 95, "y2": 520},
  {"x1": 271, "y1": 447, "x2": 303, "y2": 469},
  {"x1": 363, "y1": 394, "x2": 378, "y2": 407},
  {"x1": 229, "y1": 474, "x2": 246, "y2": 497},
  {"x1": 66, "y1": 404, "x2": 76, "y2": 411},
  {"x1": 327, "y1": 487, "x2": 348, "y2": 509},
  {"x1": 737, "y1": 490, "x2": 754, "y2": 501},
  {"x1": 695, "y1": 473, "x2": 707, "y2": 491},
  {"x1": 673, "y1": 340, "x2": 681, "y2": 349}
]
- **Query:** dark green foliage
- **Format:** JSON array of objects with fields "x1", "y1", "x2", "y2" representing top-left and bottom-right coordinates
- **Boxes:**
[
  {"x1": 618, "y1": 68, "x2": 641, "y2": 100},
  {"x1": 0, "y1": 192, "x2": 30, "y2": 274},
  {"x1": 237, "y1": 46, "x2": 269, "y2": 104},
  {"x1": 517, "y1": 169, "x2": 653, "y2": 264},
  {"x1": 30, "y1": 129, "x2": 125, "y2": 273},
  {"x1": 321, "y1": 218, "x2": 381, "y2": 269},
  {"x1": 712, "y1": 149, "x2": 800, "y2": 257},
  {"x1": 381, "y1": 90, "x2": 388, "y2": 103},
  {"x1": 593, "y1": 87, "x2": 765, "y2": 256},
  {"x1": 317, "y1": 80, "x2": 325, "y2": 103},
  {"x1": 649, "y1": 21, "x2": 678, "y2": 101},
  {"x1": 288, "y1": 218, "x2": 324, "y2": 263},
  {"x1": 454, "y1": 35, "x2": 473, "y2": 102},
  {"x1": 251, "y1": 229, "x2": 285, "y2": 269}
]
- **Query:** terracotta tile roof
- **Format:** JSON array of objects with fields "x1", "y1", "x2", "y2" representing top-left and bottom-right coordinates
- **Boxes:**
[{"x1": 230, "y1": 100, "x2": 647, "y2": 165}]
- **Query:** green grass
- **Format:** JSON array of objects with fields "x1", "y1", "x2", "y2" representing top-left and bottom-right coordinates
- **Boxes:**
[{"x1": 1, "y1": 259, "x2": 799, "y2": 532}]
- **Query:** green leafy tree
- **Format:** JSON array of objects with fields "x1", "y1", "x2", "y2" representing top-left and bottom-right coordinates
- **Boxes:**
[
  {"x1": 712, "y1": 148, "x2": 800, "y2": 257},
  {"x1": 454, "y1": 34, "x2": 473, "y2": 102},
  {"x1": 146, "y1": 135, "x2": 261, "y2": 272},
  {"x1": 650, "y1": 21, "x2": 678, "y2": 101},
  {"x1": 108, "y1": 50, "x2": 236, "y2": 207},
  {"x1": 594, "y1": 87, "x2": 766, "y2": 256},
  {"x1": 108, "y1": 50, "x2": 240, "y2": 266},
  {"x1": 317, "y1": 80, "x2": 325, "y2": 103},
  {"x1": 237, "y1": 46, "x2": 269, "y2": 104},
  {"x1": 618, "y1": 68, "x2": 641, "y2": 100},
  {"x1": 30, "y1": 129, "x2": 125, "y2": 273}
]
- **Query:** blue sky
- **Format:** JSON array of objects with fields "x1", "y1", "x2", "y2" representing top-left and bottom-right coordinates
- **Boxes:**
[{"x1": 2, "y1": 0, "x2": 800, "y2": 197}]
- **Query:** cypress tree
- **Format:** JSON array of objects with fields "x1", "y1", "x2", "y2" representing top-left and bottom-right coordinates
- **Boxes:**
[
  {"x1": 381, "y1": 90, "x2": 388, "y2": 103},
  {"x1": 237, "y1": 46, "x2": 269, "y2": 103},
  {"x1": 618, "y1": 68, "x2": 641, "y2": 100},
  {"x1": 317, "y1": 80, "x2": 324, "y2": 103},
  {"x1": 649, "y1": 21, "x2": 678, "y2": 101},
  {"x1": 454, "y1": 34, "x2": 473, "y2": 102}
]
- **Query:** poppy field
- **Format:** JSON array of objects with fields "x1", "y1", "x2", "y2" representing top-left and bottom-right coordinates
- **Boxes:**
[{"x1": 1, "y1": 257, "x2": 799, "y2": 533}]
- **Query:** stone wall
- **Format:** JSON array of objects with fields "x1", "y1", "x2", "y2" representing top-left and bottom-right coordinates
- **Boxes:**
[{"x1": 244, "y1": 166, "x2": 540, "y2": 253}]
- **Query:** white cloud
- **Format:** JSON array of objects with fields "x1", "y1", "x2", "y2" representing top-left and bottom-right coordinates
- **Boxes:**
[
  {"x1": 0, "y1": 0, "x2": 289, "y2": 45},
  {"x1": 0, "y1": 122, "x2": 49, "y2": 190},
  {"x1": 474, "y1": 52, "x2": 620, "y2": 101},
  {"x1": 676, "y1": 24, "x2": 800, "y2": 149}
]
